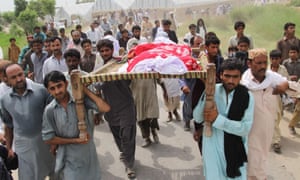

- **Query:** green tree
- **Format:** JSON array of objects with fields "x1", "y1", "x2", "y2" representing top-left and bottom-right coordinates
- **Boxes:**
[
  {"x1": 27, "y1": 0, "x2": 55, "y2": 20},
  {"x1": 14, "y1": 0, "x2": 28, "y2": 17},
  {"x1": 17, "y1": 9, "x2": 38, "y2": 35},
  {"x1": 2, "y1": 12, "x2": 16, "y2": 24},
  {"x1": 290, "y1": 0, "x2": 300, "y2": 6},
  {"x1": 9, "y1": 23, "x2": 24, "y2": 37}
]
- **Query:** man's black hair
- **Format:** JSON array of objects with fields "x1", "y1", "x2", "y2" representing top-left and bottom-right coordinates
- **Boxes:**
[
  {"x1": 284, "y1": 22, "x2": 295, "y2": 31},
  {"x1": 205, "y1": 35, "x2": 220, "y2": 46},
  {"x1": 269, "y1": 49, "x2": 282, "y2": 58},
  {"x1": 59, "y1": 28, "x2": 65, "y2": 33},
  {"x1": 43, "y1": 70, "x2": 66, "y2": 88},
  {"x1": 9, "y1": 37, "x2": 16, "y2": 42},
  {"x1": 75, "y1": 24, "x2": 82, "y2": 29},
  {"x1": 162, "y1": 19, "x2": 171, "y2": 25},
  {"x1": 237, "y1": 36, "x2": 250, "y2": 45},
  {"x1": 81, "y1": 38, "x2": 92, "y2": 47},
  {"x1": 220, "y1": 58, "x2": 243, "y2": 74},
  {"x1": 132, "y1": 25, "x2": 141, "y2": 32},
  {"x1": 31, "y1": 38, "x2": 43, "y2": 45},
  {"x1": 50, "y1": 36, "x2": 62, "y2": 43},
  {"x1": 189, "y1": 24, "x2": 197, "y2": 29},
  {"x1": 121, "y1": 29, "x2": 129, "y2": 34},
  {"x1": 289, "y1": 45, "x2": 299, "y2": 53},
  {"x1": 97, "y1": 39, "x2": 114, "y2": 51},
  {"x1": 104, "y1": 30, "x2": 113, "y2": 36},
  {"x1": 234, "y1": 21, "x2": 245, "y2": 30},
  {"x1": 34, "y1": 26, "x2": 41, "y2": 30},
  {"x1": 63, "y1": 48, "x2": 81, "y2": 60}
]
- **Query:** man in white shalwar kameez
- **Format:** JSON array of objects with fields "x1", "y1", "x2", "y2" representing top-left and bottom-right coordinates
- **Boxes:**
[{"x1": 241, "y1": 48, "x2": 288, "y2": 180}]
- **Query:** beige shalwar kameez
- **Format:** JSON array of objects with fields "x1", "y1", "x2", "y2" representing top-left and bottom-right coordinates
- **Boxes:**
[{"x1": 242, "y1": 69, "x2": 287, "y2": 180}]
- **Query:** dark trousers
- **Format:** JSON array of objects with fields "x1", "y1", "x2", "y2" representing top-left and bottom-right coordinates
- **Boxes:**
[
  {"x1": 194, "y1": 122, "x2": 203, "y2": 155},
  {"x1": 137, "y1": 118, "x2": 159, "y2": 139},
  {"x1": 109, "y1": 125, "x2": 136, "y2": 169}
]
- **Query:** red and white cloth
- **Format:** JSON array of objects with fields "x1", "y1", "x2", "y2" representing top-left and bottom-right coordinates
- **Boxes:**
[{"x1": 125, "y1": 43, "x2": 201, "y2": 74}]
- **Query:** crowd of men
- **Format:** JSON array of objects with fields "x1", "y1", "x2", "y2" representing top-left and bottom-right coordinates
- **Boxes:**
[{"x1": 0, "y1": 9, "x2": 299, "y2": 180}]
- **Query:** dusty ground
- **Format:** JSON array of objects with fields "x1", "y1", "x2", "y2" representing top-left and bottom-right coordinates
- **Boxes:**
[{"x1": 12, "y1": 88, "x2": 300, "y2": 180}]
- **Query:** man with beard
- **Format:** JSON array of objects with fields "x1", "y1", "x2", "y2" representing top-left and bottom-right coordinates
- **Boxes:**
[
  {"x1": 241, "y1": 48, "x2": 288, "y2": 180},
  {"x1": 131, "y1": 25, "x2": 147, "y2": 44},
  {"x1": 0, "y1": 63, "x2": 55, "y2": 180},
  {"x1": 43, "y1": 37, "x2": 68, "y2": 78},
  {"x1": 193, "y1": 59, "x2": 254, "y2": 180},
  {"x1": 67, "y1": 30, "x2": 84, "y2": 55},
  {"x1": 96, "y1": 39, "x2": 137, "y2": 179},
  {"x1": 75, "y1": 24, "x2": 87, "y2": 40},
  {"x1": 64, "y1": 48, "x2": 104, "y2": 129}
]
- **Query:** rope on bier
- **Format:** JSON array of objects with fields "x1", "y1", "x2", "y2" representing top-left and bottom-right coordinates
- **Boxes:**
[{"x1": 80, "y1": 71, "x2": 207, "y2": 84}]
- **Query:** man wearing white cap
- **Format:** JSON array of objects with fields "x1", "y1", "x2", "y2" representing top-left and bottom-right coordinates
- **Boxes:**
[{"x1": 241, "y1": 48, "x2": 288, "y2": 180}]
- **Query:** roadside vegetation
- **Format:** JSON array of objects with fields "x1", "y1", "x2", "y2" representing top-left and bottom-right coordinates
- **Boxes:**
[{"x1": 179, "y1": 3, "x2": 300, "y2": 55}]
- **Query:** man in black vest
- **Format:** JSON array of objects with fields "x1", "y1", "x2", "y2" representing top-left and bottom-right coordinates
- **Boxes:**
[
  {"x1": 161, "y1": 19, "x2": 178, "y2": 44},
  {"x1": 193, "y1": 59, "x2": 254, "y2": 179}
]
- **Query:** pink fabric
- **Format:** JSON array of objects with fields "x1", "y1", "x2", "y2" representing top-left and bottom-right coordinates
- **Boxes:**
[{"x1": 127, "y1": 43, "x2": 201, "y2": 72}]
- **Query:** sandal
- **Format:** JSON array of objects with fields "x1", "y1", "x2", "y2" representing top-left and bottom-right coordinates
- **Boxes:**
[
  {"x1": 272, "y1": 143, "x2": 281, "y2": 154},
  {"x1": 126, "y1": 167, "x2": 136, "y2": 179}
]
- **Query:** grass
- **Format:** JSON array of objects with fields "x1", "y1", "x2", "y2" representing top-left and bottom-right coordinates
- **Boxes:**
[
  {"x1": 177, "y1": 4, "x2": 300, "y2": 56},
  {"x1": 0, "y1": 32, "x2": 27, "y2": 60}
]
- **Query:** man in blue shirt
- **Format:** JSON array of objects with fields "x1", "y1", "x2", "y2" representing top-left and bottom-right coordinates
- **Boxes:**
[
  {"x1": 193, "y1": 59, "x2": 254, "y2": 180},
  {"x1": 0, "y1": 63, "x2": 55, "y2": 180},
  {"x1": 42, "y1": 70, "x2": 110, "y2": 180}
]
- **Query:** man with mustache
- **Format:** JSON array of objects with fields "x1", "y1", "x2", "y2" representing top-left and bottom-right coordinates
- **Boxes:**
[
  {"x1": 42, "y1": 37, "x2": 68, "y2": 79},
  {"x1": 96, "y1": 39, "x2": 137, "y2": 179},
  {"x1": 42, "y1": 70, "x2": 110, "y2": 180},
  {"x1": 67, "y1": 30, "x2": 84, "y2": 55},
  {"x1": 241, "y1": 48, "x2": 288, "y2": 180},
  {"x1": 193, "y1": 59, "x2": 254, "y2": 180},
  {"x1": 0, "y1": 63, "x2": 55, "y2": 180}
]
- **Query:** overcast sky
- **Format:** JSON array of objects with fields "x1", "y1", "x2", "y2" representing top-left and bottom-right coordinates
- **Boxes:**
[{"x1": 0, "y1": 0, "x2": 216, "y2": 13}]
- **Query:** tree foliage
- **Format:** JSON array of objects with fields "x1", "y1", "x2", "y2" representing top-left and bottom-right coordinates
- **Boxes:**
[
  {"x1": 27, "y1": 0, "x2": 55, "y2": 20},
  {"x1": 290, "y1": 0, "x2": 300, "y2": 6},
  {"x1": 14, "y1": 0, "x2": 28, "y2": 17},
  {"x1": 9, "y1": 23, "x2": 24, "y2": 37},
  {"x1": 2, "y1": 12, "x2": 16, "y2": 24},
  {"x1": 17, "y1": 9, "x2": 38, "y2": 35}
]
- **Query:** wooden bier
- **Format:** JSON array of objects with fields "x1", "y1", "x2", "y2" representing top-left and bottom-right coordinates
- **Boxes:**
[
  {"x1": 71, "y1": 60, "x2": 215, "y2": 138},
  {"x1": 70, "y1": 70, "x2": 87, "y2": 139},
  {"x1": 204, "y1": 63, "x2": 216, "y2": 137}
]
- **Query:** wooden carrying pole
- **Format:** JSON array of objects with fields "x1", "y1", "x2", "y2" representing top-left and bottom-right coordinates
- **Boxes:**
[
  {"x1": 70, "y1": 70, "x2": 87, "y2": 139},
  {"x1": 204, "y1": 63, "x2": 216, "y2": 137}
]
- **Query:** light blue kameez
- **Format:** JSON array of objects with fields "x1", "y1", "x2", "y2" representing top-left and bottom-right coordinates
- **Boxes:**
[
  {"x1": 42, "y1": 96, "x2": 101, "y2": 180},
  {"x1": 193, "y1": 84, "x2": 254, "y2": 180}
]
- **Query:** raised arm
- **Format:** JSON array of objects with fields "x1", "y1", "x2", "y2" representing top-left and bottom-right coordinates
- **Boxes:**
[{"x1": 83, "y1": 86, "x2": 110, "y2": 113}]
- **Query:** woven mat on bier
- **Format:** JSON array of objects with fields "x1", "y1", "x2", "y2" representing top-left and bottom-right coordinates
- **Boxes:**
[
  {"x1": 80, "y1": 60, "x2": 207, "y2": 84},
  {"x1": 80, "y1": 70, "x2": 207, "y2": 84}
]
